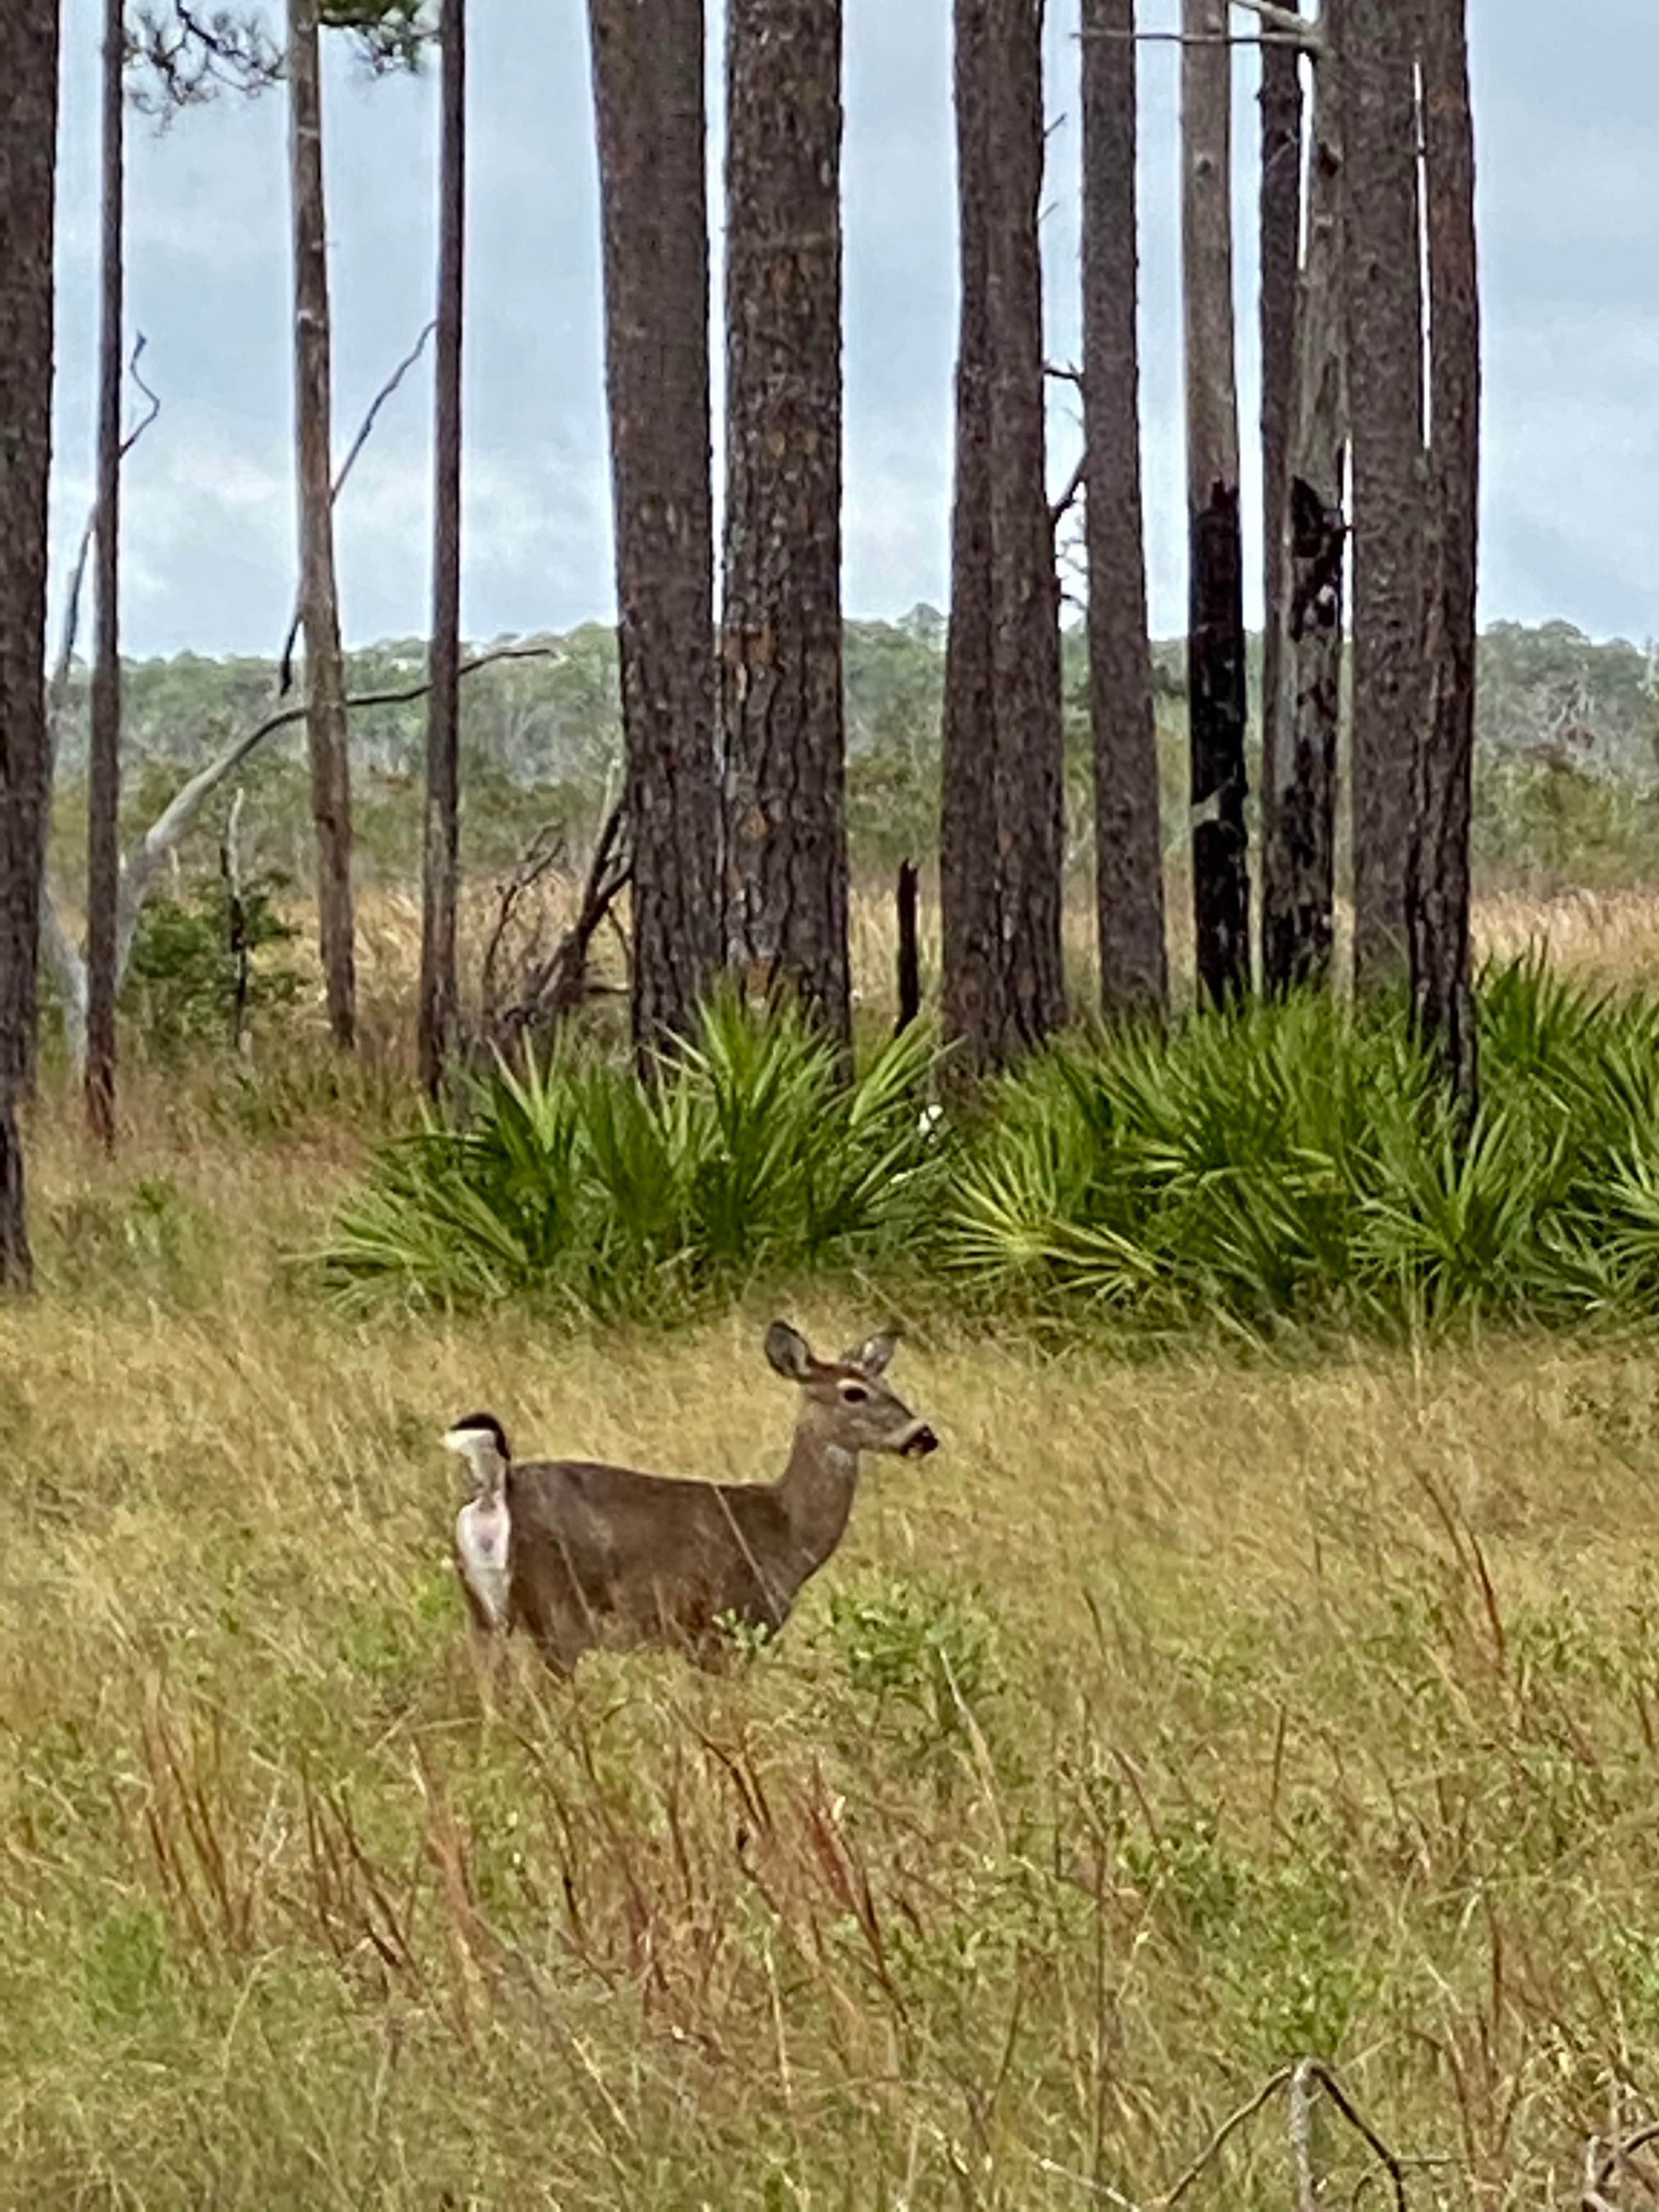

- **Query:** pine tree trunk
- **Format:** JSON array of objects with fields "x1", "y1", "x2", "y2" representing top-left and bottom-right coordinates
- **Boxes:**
[
  {"x1": 941, "y1": 0, "x2": 1000, "y2": 1068},
  {"x1": 1412, "y1": 0, "x2": 1479, "y2": 1105},
  {"x1": 84, "y1": 0, "x2": 124, "y2": 1150},
  {"x1": 1182, "y1": 0, "x2": 1249, "y2": 1007},
  {"x1": 0, "y1": 0, "x2": 60, "y2": 1289},
  {"x1": 1256, "y1": 2, "x2": 1301, "y2": 981},
  {"x1": 720, "y1": 0, "x2": 849, "y2": 1046},
  {"x1": 942, "y1": 0, "x2": 1065, "y2": 1074},
  {"x1": 419, "y1": 0, "x2": 466, "y2": 1096},
  {"x1": 1262, "y1": 19, "x2": 1346, "y2": 995},
  {"x1": 1344, "y1": 0, "x2": 1427, "y2": 995},
  {"x1": 288, "y1": 0, "x2": 357, "y2": 1052},
  {"x1": 588, "y1": 0, "x2": 720, "y2": 1064},
  {"x1": 1081, "y1": 0, "x2": 1166, "y2": 1021}
]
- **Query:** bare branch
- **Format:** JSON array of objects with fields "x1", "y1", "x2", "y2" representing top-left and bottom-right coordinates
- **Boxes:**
[
  {"x1": 1080, "y1": 27, "x2": 1312, "y2": 45},
  {"x1": 1049, "y1": 450, "x2": 1089, "y2": 534},
  {"x1": 278, "y1": 318, "x2": 439, "y2": 691},
  {"x1": 1044, "y1": 359, "x2": 1085, "y2": 391},
  {"x1": 1158, "y1": 2067, "x2": 1296, "y2": 2208},
  {"x1": 1302, "y1": 2064, "x2": 1409, "y2": 2212},
  {"x1": 47, "y1": 333, "x2": 162, "y2": 775}
]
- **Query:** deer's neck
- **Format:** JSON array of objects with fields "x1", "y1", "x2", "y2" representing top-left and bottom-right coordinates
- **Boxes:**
[{"x1": 774, "y1": 1417, "x2": 860, "y2": 1583}]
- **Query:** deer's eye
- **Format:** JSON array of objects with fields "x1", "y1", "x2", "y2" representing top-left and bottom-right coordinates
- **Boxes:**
[{"x1": 840, "y1": 1382, "x2": 870, "y2": 1404}]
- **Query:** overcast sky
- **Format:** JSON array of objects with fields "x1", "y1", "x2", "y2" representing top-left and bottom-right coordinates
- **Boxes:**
[{"x1": 46, "y1": 0, "x2": 1659, "y2": 660}]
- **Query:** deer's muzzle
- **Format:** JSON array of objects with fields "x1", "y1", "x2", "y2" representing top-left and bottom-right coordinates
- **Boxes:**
[{"x1": 899, "y1": 1424, "x2": 939, "y2": 1459}]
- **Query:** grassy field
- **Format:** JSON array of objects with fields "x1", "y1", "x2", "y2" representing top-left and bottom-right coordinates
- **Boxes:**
[{"x1": 9, "y1": 901, "x2": 1659, "y2": 2205}]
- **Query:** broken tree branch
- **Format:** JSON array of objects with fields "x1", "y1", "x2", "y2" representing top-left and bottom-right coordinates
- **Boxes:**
[{"x1": 278, "y1": 318, "x2": 438, "y2": 692}]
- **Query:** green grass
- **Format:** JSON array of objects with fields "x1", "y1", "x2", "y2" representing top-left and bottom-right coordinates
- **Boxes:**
[{"x1": 15, "y1": 960, "x2": 1659, "y2": 2202}]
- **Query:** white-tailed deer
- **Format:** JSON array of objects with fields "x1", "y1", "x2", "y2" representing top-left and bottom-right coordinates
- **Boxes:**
[{"x1": 442, "y1": 1321, "x2": 938, "y2": 1673}]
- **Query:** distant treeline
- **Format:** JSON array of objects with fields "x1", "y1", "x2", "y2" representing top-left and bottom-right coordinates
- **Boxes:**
[{"x1": 47, "y1": 613, "x2": 1659, "y2": 895}]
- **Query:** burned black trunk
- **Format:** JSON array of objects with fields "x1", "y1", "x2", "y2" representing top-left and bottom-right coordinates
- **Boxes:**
[
  {"x1": 1256, "y1": 3, "x2": 1302, "y2": 979},
  {"x1": 1262, "y1": 22, "x2": 1347, "y2": 997},
  {"x1": 1182, "y1": 0, "x2": 1250, "y2": 1007},
  {"x1": 895, "y1": 860, "x2": 921, "y2": 1035},
  {"x1": 1188, "y1": 482, "x2": 1250, "y2": 1003}
]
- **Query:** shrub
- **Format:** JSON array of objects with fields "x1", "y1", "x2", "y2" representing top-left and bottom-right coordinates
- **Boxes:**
[
  {"x1": 947, "y1": 953, "x2": 1659, "y2": 1336},
  {"x1": 312, "y1": 985, "x2": 949, "y2": 1316},
  {"x1": 123, "y1": 873, "x2": 302, "y2": 1060}
]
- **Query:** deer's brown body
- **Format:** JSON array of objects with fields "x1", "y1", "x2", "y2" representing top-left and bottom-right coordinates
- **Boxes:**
[{"x1": 444, "y1": 1322, "x2": 938, "y2": 1675}]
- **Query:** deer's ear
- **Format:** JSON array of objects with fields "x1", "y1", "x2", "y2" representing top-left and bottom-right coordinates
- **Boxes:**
[
  {"x1": 765, "y1": 1321, "x2": 815, "y2": 1381},
  {"x1": 843, "y1": 1330, "x2": 897, "y2": 1378}
]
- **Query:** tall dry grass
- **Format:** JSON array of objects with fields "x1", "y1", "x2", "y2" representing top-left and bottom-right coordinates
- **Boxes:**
[
  {"x1": 11, "y1": 888, "x2": 1659, "y2": 2204},
  {"x1": 9, "y1": 1025, "x2": 1659, "y2": 2205}
]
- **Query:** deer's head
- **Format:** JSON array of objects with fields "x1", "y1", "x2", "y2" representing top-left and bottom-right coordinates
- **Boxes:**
[{"x1": 764, "y1": 1322, "x2": 939, "y2": 1460}]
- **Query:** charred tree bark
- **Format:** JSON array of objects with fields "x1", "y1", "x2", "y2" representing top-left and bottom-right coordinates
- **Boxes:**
[
  {"x1": 1344, "y1": 0, "x2": 1427, "y2": 994},
  {"x1": 895, "y1": 860, "x2": 921, "y2": 1034},
  {"x1": 84, "y1": 0, "x2": 124, "y2": 1150},
  {"x1": 720, "y1": 0, "x2": 849, "y2": 1047},
  {"x1": 419, "y1": 0, "x2": 466, "y2": 1097},
  {"x1": 1081, "y1": 0, "x2": 1166, "y2": 1020},
  {"x1": 1256, "y1": 0, "x2": 1301, "y2": 979},
  {"x1": 1411, "y1": 0, "x2": 1480, "y2": 1107},
  {"x1": 588, "y1": 0, "x2": 720, "y2": 1065},
  {"x1": 1262, "y1": 18, "x2": 1346, "y2": 995},
  {"x1": 0, "y1": 0, "x2": 60, "y2": 1288},
  {"x1": 941, "y1": 0, "x2": 1065, "y2": 1075},
  {"x1": 288, "y1": 0, "x2": 357, "y2": 1051},
  {"x1": 1182, "y1": 0, "x2": 1249, "y2": 1007}
]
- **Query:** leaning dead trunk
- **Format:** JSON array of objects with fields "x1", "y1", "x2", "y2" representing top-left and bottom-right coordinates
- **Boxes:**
[
  {"x1": 419, "y1": 0, "x2": 467, "y2": 1096},
  {"x1": 1410, "y1": 0, "x2": 1480, "y2": 1107},
  {"x1": 719, "y1": 0, "x2": 850, "y2": 1046},
  {"x1": 587, "y1": 0, "x2": 721, "y2": 1064},
  {"x1": 84, "y1": 0, "x2": 124, "y2": 1150},
  {"x1": 288, "y1": 0, "x2": 357, "y2": 1051},
  {"x1": 1181, "y1": 0, "x2": 1249, "y2": 1006},
  {"x1": 1081, "y1": 0, "x2": 1166, "y2": 1020},
  {"x1": 1262, "y1": 13, "x2": 1346, "y2": 995},
  {"x1": 0, "y1": 0, "x2": 61, "y2": 1286},
  {"x1": 1344, "y1": 0, "x2": 1427, "y2": 995}
]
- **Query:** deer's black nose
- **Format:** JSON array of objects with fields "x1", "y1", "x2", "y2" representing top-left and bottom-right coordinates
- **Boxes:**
[{"x1": 901, "y1": 1425, "x2": 939, "y2": 1458}]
